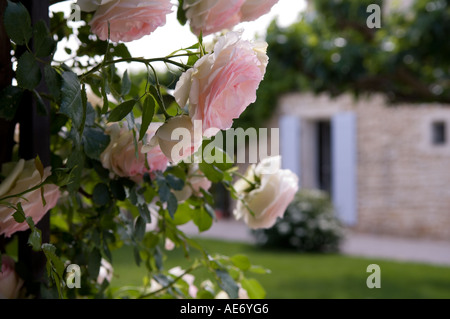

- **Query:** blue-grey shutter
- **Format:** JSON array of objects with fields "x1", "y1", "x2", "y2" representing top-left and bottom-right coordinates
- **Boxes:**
[
  {"x1": 332, "y1": 112, "x2": 357, "y2": 225},
  {"x1": 279, "y1": 115, "x2": 301, "y2": 187}
]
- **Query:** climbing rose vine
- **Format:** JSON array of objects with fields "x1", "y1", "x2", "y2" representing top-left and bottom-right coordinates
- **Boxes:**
[{"x1": 0, "y1": 0, "x2": 298, "y2": 299}]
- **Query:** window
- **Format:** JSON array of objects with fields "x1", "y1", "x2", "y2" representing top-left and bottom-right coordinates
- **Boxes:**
[{"x1": 432, "y1": 121, "x2": 446, "y2": 145}]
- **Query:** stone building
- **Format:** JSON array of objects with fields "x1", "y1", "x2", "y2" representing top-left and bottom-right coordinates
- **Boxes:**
[{"x1": 277, "y1": 92, "x2": 450, "y2": 240}]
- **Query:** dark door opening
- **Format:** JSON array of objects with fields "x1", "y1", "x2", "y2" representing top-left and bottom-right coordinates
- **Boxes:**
[{"x1": 317, "y1": 121, "x2": 332, "y2": 196}]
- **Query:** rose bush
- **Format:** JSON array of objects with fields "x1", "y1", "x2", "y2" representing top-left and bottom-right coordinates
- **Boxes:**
[{"x1": 0, "y1": 0, "x2": 294, "y2": 300}]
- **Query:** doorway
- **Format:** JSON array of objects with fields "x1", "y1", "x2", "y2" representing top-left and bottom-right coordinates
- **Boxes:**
[{"x1": 316, "y1": 121, "x2": 332, "y2": 196}]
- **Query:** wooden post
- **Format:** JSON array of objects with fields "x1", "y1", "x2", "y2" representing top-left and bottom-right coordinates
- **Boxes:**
[
  {"x1": 0, "y1": 0, "x2": 15, "y2": 254},
  {"x1": 15, "y1": 0, "x2": 51, "y2": 296}
]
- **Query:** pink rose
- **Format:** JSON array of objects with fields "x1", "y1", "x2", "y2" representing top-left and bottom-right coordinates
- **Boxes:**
[
  {"x1": 183, "y1": 0, "x2": 279, "y2": 36},
  {"x1": 183, "y1": 0, "x2": 244, "y2": 36},
  {"x1": 0, "y1": 255, "x2": 24, "y2": 299},
  {"x1": 240, "y1": 0, "x2": 279, "y2": 22},
  {"x1": 173, "y1": 164, "x2": 212, "y2": 202},
  {"x1": 164, "y1": 238, "x2": 175, "y2": 251},
  {"x1": 100, "y1": 123, "x2": 168, "y2": 182},
  {"x1": 144, "y1": 116, "x2": 203, "y2": 163},
  {"x1": 174, "y1": 31, "x2": 268, "y2": 137},
  {"x1": 233, "y1": 156, "x2": 298, "y2": 229},
  {"x1": 78, "y1": 0, "x2": 173, "y2": 42},
  {"x1": 0, "y1": 159, "x2": 60, "y2": 238}
]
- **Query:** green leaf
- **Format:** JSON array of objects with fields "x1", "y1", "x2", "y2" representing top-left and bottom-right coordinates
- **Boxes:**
[
  {"x1": 4, "y1": 0, "x2": 32, "y2": 45},
  {"x1": 66, "y1": 150, "x2": 84, "y2": 194},
  {"x1": 101, "y1": 72, "x2": 110, "y2": 114},
  {"x1": 102, "y1": 239, "x2": 112, "y2": 263},
  {"x1": 173, "y1": 202, "x2": 193, "y2": 225},
  {"x1": 121, "y1": 70, "x2": 131, "y2": 96},
  {"x1": 133, "y1": 246, "x2": 141, "y2": 266},
  {"x1": 138, "y1": 204, "x2": 151, "y2": 223},
  {"x1": 248, "y1": 265, "x2": 271, "y2": 275},
  {"x1": 157, "y1": 177, "x2": 171, "y2": 202},
  {"x1": 82, "y1": 127, "x2": 111, "y2": 160},
  {"x1": 34, "y1": 155, "x2": 44, "y2": 180},
  {"x1": 134, "y1": 216, "x2": 146, "y2": 241},
  {"x1": 45, "y1": 167, "x2": 75, "y2": 188},
  {"x1": 166, "y1": 174, "x2": 184, "y2": 191},
  {"x1": 16, "y1": 52, "x2": 41, "y2": 90},
  {"x1": 177, "y1": 0, "x2": 187, "y2": 25},
  {"x1": 204, "y1": 203, "x2": 216, "y2": 220},
  {"x1": 192, "y1": 206, "x2": 213, "y2": 232},
  {"x1": 0, "y1": 85, "x2": 23, "y2": 120},
  {"x1": 88, "y1": 248, "x2": 102, "y2": 280},
  {"x1": 139, "y1": 95, "x2": 156, "y2": 141},
  {"x1": 215, "y1": 269, "x2": 239, "y2": 299},
  {"x1": 187, "y1": 54, "x2": 199, "y2": 67},
  {"x1": 28, "y1": 227, "x2": 42, "y2": 252},
  {"x1": 149, "y1": 86, "x2": 164, "y2": 111},
  {"x1": 34, "y1": 20, "x2": 56, "y2": 58},
  {"x1": 12, "y1": 203, "x2": 26, "y2": 223},
  {"x1": 61, "y1": 71, "x2": 83, "y2": 130},
  {"x1": 231, "y1": 254, "x2": 251, "y2": 271},
  {"x1": 42, "y1": 244, "x2": 65, "y2": 277},
  {"x1": 154, "y1": 246, "x2": 163, "y2": 271},
  {"x1": 199, "y1": 162, "x2": 223, "y2": 183},
  {"x1": 167, "y1": 193, "x2": 178, "y2": 219},
  {"x1": 92, "y1": 183, "x2": 110, "y2": 206},
  {"x1": 81, "y1": 84, "x2": 88, "y2": 136},
  {"x1": 25, "y1": 216, "x2": 35, "y2": 229},
  {"x1": 204, "y1": 147, "x2": 234, "y2": 172},
  {"x1": 110, "y1": 180, "x2": 126, "y2": 201},
  {"x1": 112, "y1": 43, "x2": 131, "y2": 59},
  {"x1": 241, "y1": 278, "x2": 266, "y2": 299},
  {"x1": 107, "y1": 100, "x2": 135, "y2": 122}
]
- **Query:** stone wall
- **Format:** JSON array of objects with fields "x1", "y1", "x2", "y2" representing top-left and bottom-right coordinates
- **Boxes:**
[{"x1": 278, "y1": 92, "x2": 450, "y2": 240}]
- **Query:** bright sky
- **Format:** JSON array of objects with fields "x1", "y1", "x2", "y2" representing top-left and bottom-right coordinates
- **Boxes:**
[{"x1": 50, "y1": 0, "x2": 307, "y2": 72}]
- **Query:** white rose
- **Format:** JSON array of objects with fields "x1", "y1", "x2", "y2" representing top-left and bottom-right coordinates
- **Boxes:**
[
  {"x1": 233, "y1": 156, "x2": 298, "y2": 229},
  {"x1": 97, "y1": 259, "x2": 114, "y2": 284},
  {"x1": 169, "y1": 266, "x2": 198, "y2": 298}
]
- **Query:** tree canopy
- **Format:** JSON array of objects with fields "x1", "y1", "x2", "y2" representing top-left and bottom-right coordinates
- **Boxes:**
[{"x1": 236, "y1": 0, "x2": 450, "y2": 129}]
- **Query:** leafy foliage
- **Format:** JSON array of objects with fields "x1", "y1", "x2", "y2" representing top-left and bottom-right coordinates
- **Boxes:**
[
  {"x1": 0, "y1": 0, "x2": 271, "y2": 300},
  {"x1": 235, "y1": 0, "x2": 450, "y2": 129}
]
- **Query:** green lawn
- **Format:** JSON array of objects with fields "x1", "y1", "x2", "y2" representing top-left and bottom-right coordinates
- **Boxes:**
[{"x1": 111, "y1": 238, "x2": 450, "y2": 299}]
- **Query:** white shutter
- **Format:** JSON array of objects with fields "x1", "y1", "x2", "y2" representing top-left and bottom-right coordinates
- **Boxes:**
[
  {"x1": 332, "y1": 112, "x2": 357, "y2": 225},
  {"x1": 279, "y1": 115, "x2": 301, "y2": 187}
]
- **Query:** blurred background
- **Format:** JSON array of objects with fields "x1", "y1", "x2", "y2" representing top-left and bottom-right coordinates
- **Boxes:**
[{"x1": 51, "y1": 0, "x2": 450, "y2": 298}]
